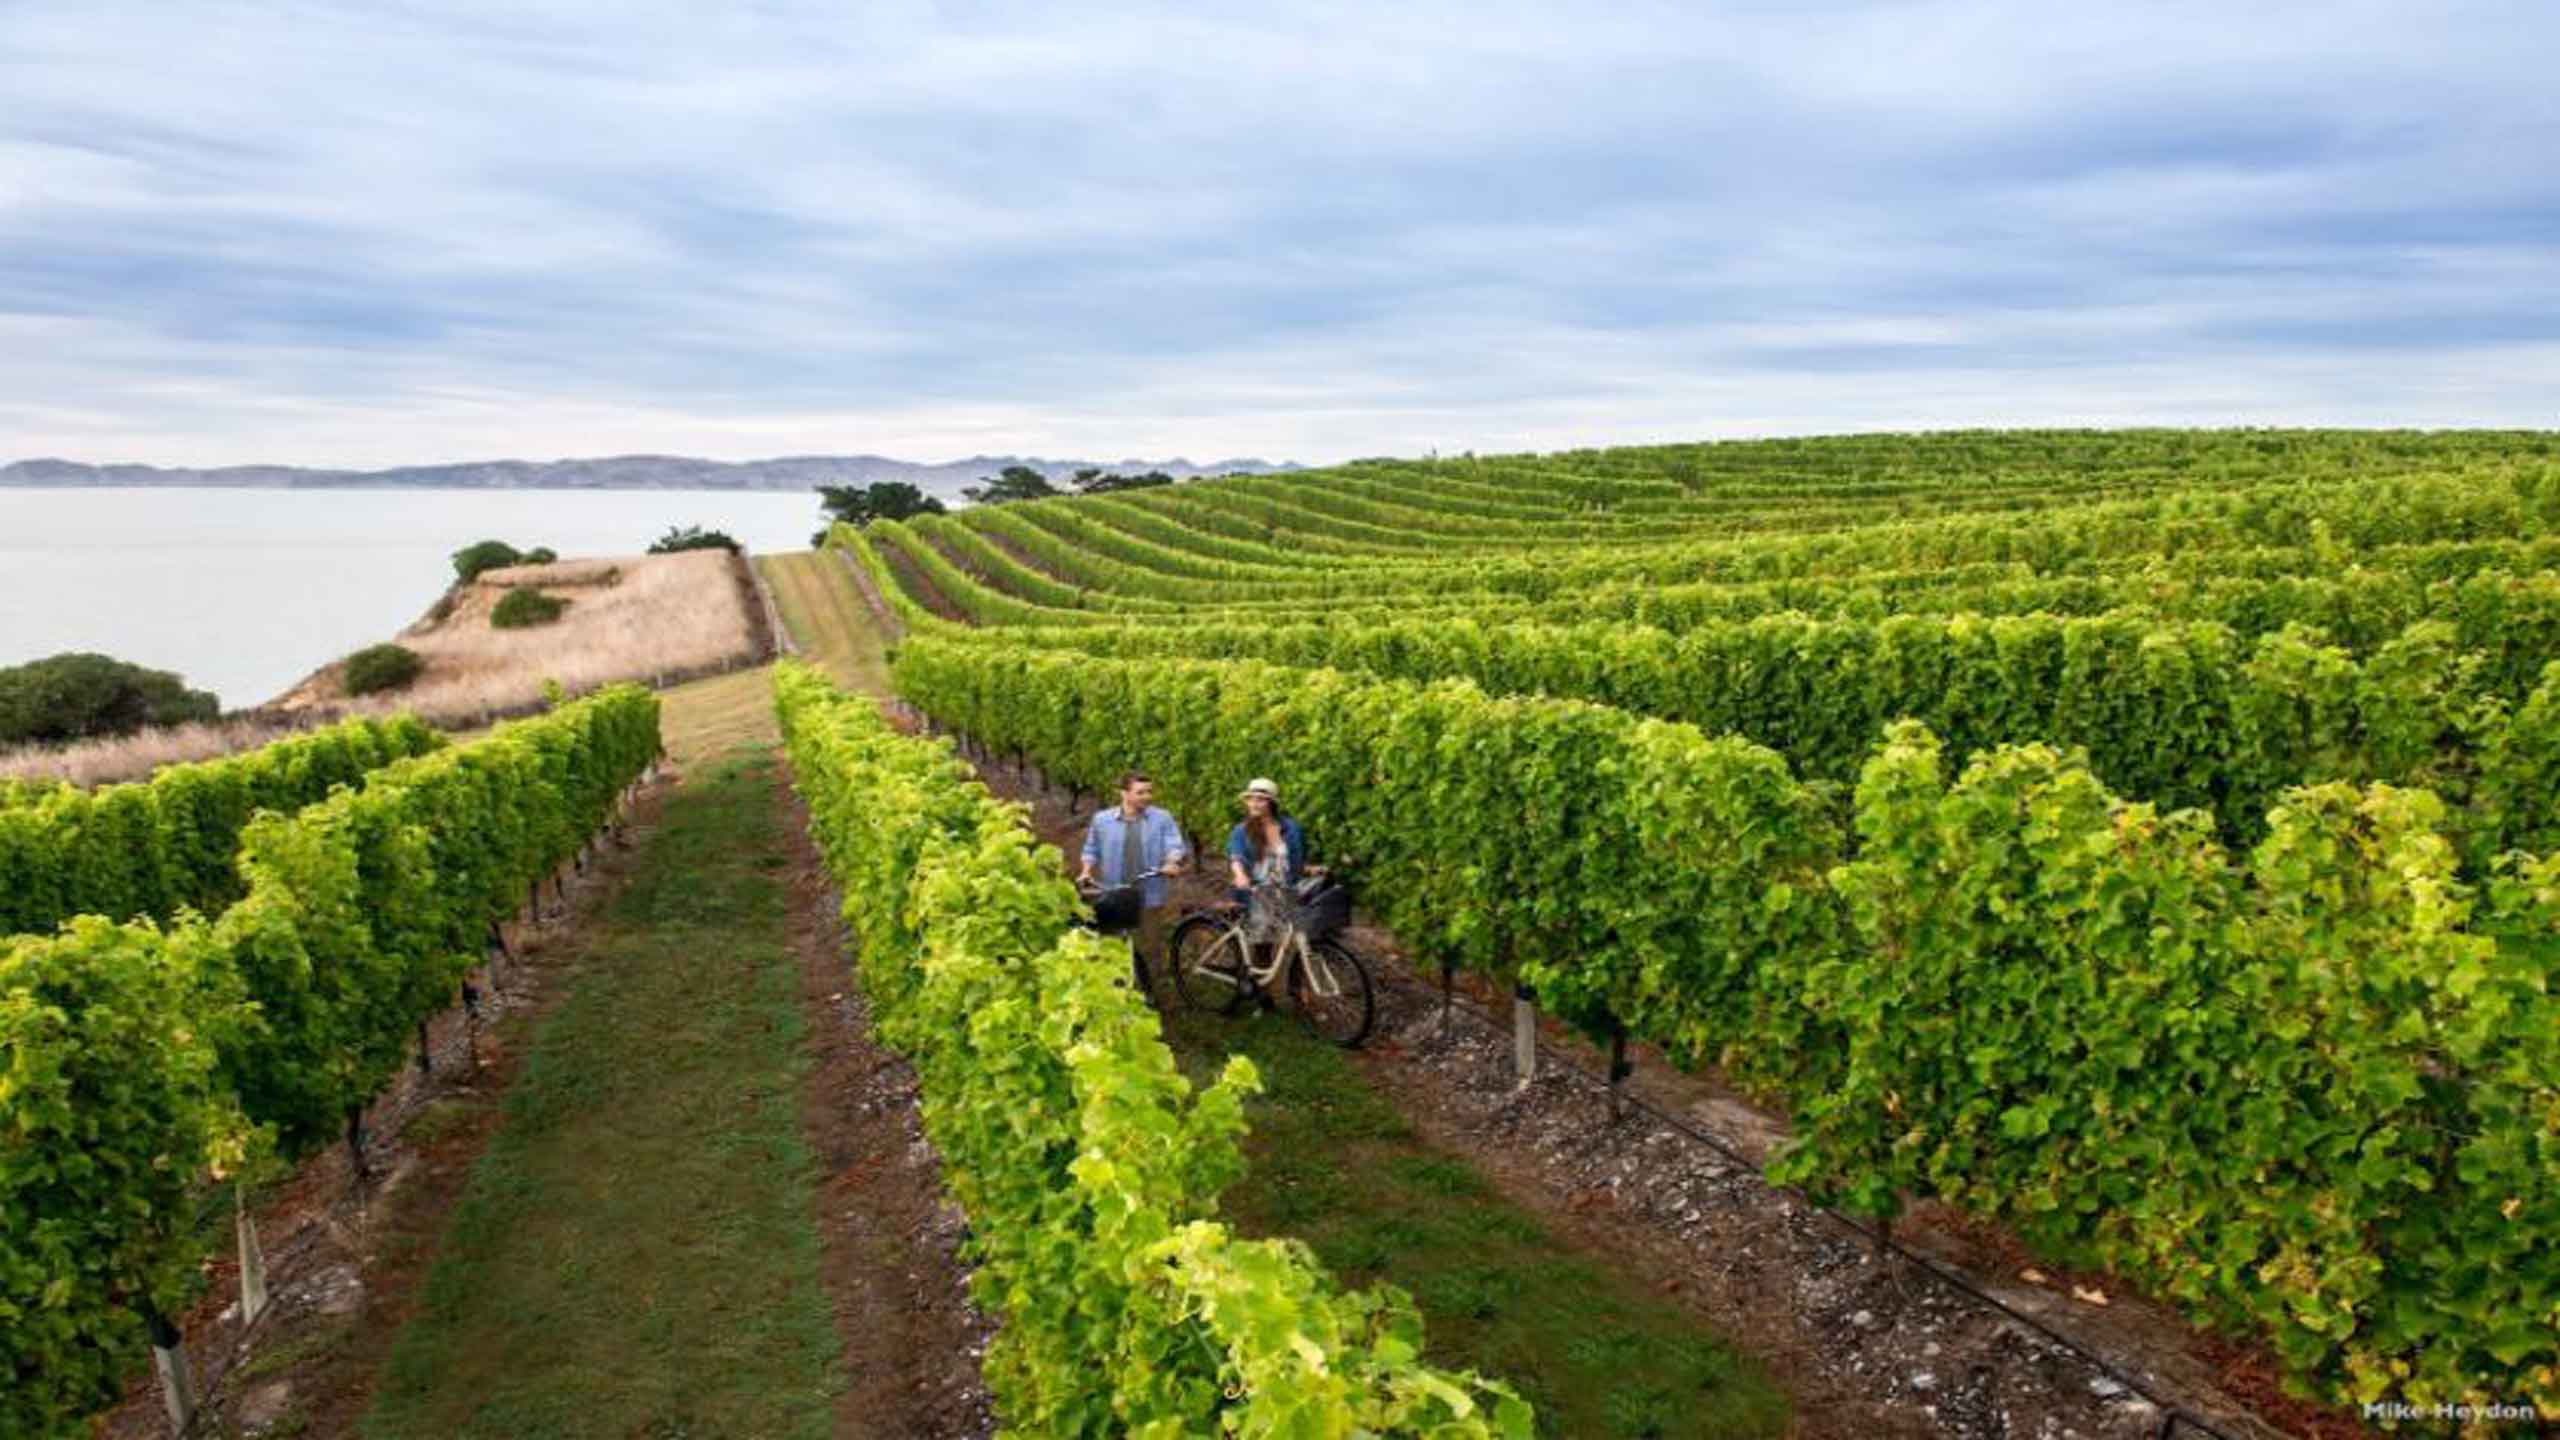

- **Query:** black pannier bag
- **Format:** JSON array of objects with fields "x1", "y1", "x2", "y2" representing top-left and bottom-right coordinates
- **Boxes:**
[
  {"x1": 1091, "y1": 883, "x2": 1144, "y2": 934},
  {"x1": 1295, "y1": 876, "x2": 1351, "y2": 941}
]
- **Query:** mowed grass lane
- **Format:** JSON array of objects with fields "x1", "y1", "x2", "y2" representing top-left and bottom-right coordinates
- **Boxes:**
[
  {"x1": 759, "y1": 551, "x2": 892, "y2": 696},
  {"x1": 1159, "y1": 1008, "x2": 1791, "y2": 1439},
  {"x1": 362, "y1": 749, "x2": 839, "y2": 1440}
]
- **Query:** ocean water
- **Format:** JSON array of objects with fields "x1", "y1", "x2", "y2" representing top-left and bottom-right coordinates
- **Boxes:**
[{"x1": 0, "y1": 487, "x2": 829, "y2": 709}]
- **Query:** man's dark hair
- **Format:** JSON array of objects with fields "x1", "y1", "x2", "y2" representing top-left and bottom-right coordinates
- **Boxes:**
[{"x1": 1118, "y1": 770, "x2": 1151, "y2": 792}]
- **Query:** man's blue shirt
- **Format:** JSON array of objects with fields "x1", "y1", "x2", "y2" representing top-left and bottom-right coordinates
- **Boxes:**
[{"x1": 1081, "y1": 805, "x2": 1189, "y2": 908}]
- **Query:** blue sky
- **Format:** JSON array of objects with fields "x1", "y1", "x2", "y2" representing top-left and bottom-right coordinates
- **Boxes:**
[{"x1": 2, "y1": 0, "x2": 2553, "y2": 467}]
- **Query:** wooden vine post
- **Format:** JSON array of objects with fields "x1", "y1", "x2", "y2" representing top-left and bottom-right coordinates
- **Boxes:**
[
  {"x1": 142, "y1": 1302, "x2": 196, "y2": 1433},
  {"x1": 1606, "y1": 1022, "x2": 1633, "y2": 1122},
  {"x1": 235, "y1": 1180, "x2": 270, "y2": 1327},
  {"x1": 346, "y1": 1108, "x2": 370, "y2": 1184},
  {"x1": 1511, "y1": 980, "x2": 1538, "y2": 1090}
]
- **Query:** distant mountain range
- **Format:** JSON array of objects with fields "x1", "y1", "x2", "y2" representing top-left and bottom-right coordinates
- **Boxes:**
[{"x1": 0, "y1": 453, "x2": 1301, "y2": 500}]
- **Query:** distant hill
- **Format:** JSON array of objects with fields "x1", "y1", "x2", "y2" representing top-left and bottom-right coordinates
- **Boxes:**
[{"x1": 0, "y1": 453, "x2": 1301, "y2": 502}]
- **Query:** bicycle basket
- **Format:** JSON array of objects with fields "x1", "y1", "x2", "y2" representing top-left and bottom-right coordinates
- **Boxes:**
[
  {"x1": 1298, "y1": 880, "x2": 1351, "y2": 941},
  {"x1": 1090, "y1": 884, "x2": 1144, "y2": 934}
]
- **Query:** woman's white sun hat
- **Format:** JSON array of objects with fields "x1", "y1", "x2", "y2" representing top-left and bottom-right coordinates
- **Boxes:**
[{"x1": 1239, "y1": 777, "x2": 1280, "y2": 802}]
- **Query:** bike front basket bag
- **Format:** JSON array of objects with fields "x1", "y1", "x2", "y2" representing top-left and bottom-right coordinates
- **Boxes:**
[
  {"x1": 1091, "y1": 884, "x2": 1144, "y2": 935},
  {"x1": 1298, "y1": 881, "x2": 1351, "y2": 941}
]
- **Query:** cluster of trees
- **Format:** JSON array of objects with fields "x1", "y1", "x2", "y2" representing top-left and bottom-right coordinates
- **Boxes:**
[
  {"x1": 1069, "y1": 466, "x2": 1176, "y2": 495},
  {"x1": 816, "y1": 480, "x2": 944, "y2": 531},
  {"x1": 0, "y1": 653, "x2": 220, "y2": 745},
  {"x1": 813, "y1": 468, "x2": 1186, "y2": 541},
  {"x1": 963, "y1": 466, "x2": 1177, "y2": 505},
  {"x1": 646, "y1": 524, "x2": 740, "y2": 555}
]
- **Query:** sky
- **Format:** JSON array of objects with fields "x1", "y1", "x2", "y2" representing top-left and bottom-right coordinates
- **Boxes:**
[{"x1": 1, "y1": 0, "x2": 2554, "y2": 469}]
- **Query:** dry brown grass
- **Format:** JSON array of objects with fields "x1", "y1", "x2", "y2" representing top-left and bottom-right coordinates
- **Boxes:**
[
  {"x1": 758, "y1": 551, "x2": 892, "y2": 698},
  {"x1": 0, "y1": 713, "x2": 344, "y2": 786},
  {"x1": 657, "y1": 663, "x2": 780, "y2": 766},
  {"x1": 285, "y1": 549, "x2": 760, "y2": 720},
  {"x1": 0, "y1": 551, "x2": 766, "y2": 787},
  {"x1": 477, "y1": 558, "x2": 629, "y2": 588}
]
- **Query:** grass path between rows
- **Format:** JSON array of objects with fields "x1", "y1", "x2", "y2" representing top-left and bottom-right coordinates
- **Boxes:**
[
  {"x1": 360, "y1": 748, "x2": 841, "y2": 1440},
  {"x1": 1158, "y1": 980, "x2": 1794, "y2": 1439},
  {"x1": 615, "y1": 551, "x2": 891, "y2": 769},
  {"x1": 358, "y1": 553, "x2": 880, "y2": 1436},
  {"x1": 759, "y1": 551, "x2": 893, "y2": 694}
]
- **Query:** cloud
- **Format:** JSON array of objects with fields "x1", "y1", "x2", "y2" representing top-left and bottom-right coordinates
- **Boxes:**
[{"x1": 1, "y1": 0, "x2": 2554, "y2": 468}]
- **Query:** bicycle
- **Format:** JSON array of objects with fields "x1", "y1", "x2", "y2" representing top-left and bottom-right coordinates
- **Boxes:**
[{"x1": 1166, "y1": 865, "x2": 1375, "y2": 1047}]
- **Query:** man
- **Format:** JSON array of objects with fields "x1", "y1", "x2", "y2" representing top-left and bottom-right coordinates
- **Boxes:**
[{"x1": 1077, "y1": 771, "x2": 1190, "y2": 974}]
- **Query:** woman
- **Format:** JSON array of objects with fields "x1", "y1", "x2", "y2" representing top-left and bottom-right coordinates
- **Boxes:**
[{"x1": 1226, "y1": 777, "x2": 1311, "y2": 955}]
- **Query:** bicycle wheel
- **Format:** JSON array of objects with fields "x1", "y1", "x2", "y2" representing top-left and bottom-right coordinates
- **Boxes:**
[
  {"x1": 1291, "y1": 938, "x2": 1375, "y2": 1048},
  {"x1": 1170, "y1": 914, "x2": 1250, "y2": 1016}
]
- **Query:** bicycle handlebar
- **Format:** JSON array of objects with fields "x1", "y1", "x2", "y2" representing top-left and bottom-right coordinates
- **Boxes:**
[{"x1": 1078, "y1": 868, "x2": 1165, "y2": 892}]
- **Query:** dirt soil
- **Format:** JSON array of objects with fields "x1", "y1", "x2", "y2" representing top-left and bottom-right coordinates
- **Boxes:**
[
  {"x1": 97, "y1": 758, "x2": 995, "y2": 1440},
  {"x1": 952, "y1": 742, "x2": 2370, "y2": 1440}
]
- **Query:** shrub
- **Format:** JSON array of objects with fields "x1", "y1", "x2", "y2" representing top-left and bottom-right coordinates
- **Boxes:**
[
  {"x1": 450, "y1": 539, "x2": 523, "y2": 582},
  {"x1": 451, "y1": 540, "x2": 557, "y2": 581},
  {"x1": 342, "y1": 643, "x2": 424, "y2": 696},
  {"x1": 0, "y1": 652, "x2": 219, "y2": 745},
  {"x1": 646, "y1": 524, "x2": 740, "y2": 555},
  {"x1": 491, "y1": 587, "x2": 570, "y2": 629}
]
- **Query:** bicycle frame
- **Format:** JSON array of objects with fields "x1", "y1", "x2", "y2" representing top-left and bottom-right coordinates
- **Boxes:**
[{"x1": 1183, "y1": 909, "x2": 1350, "y2": 1000}]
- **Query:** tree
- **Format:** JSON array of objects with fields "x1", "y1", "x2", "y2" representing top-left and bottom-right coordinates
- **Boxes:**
[
  {"x1": 1071, "y1": 468, "x2": 1176, "y2": 495},
  {"x1": 646, "y1": 524, "x2": 741, "y2": 555},
  {"x1": 0, "y1": 653, "x2": 219, "y2": 745},
  {"x1": 961, "y1": 465, "x2": 1061, "y2": 506},
  {"x1": 815, "y1": 481, "x2": 946, "y2": 533}
]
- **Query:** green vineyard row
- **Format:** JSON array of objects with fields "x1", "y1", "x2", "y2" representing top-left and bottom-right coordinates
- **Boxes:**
[
  {"x1": 888, "y1": 637, "x2": 2560, "y2": 1418},
  {"x1": 890, "y1": 466, "x2": 2560, "y2": 612},
  {"x1": 1, "y1": 686, "x2": 661, "y2": 1438},
  {"x1": 957, "y1": 608, "x2": 2560, "y2": 857},
  {"x1": 1034, "y1": 546, "x2": 2560, "y2": 688},
  {"x1": 0, "y1": 713, "x2": 446, "y2": 938},
  {"x1": 772, "y1": 661, "x2": 1532, "y2": 1437},
  {"x1": 881, "y1": 503, "x2": 2560, "y2": 652}
]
